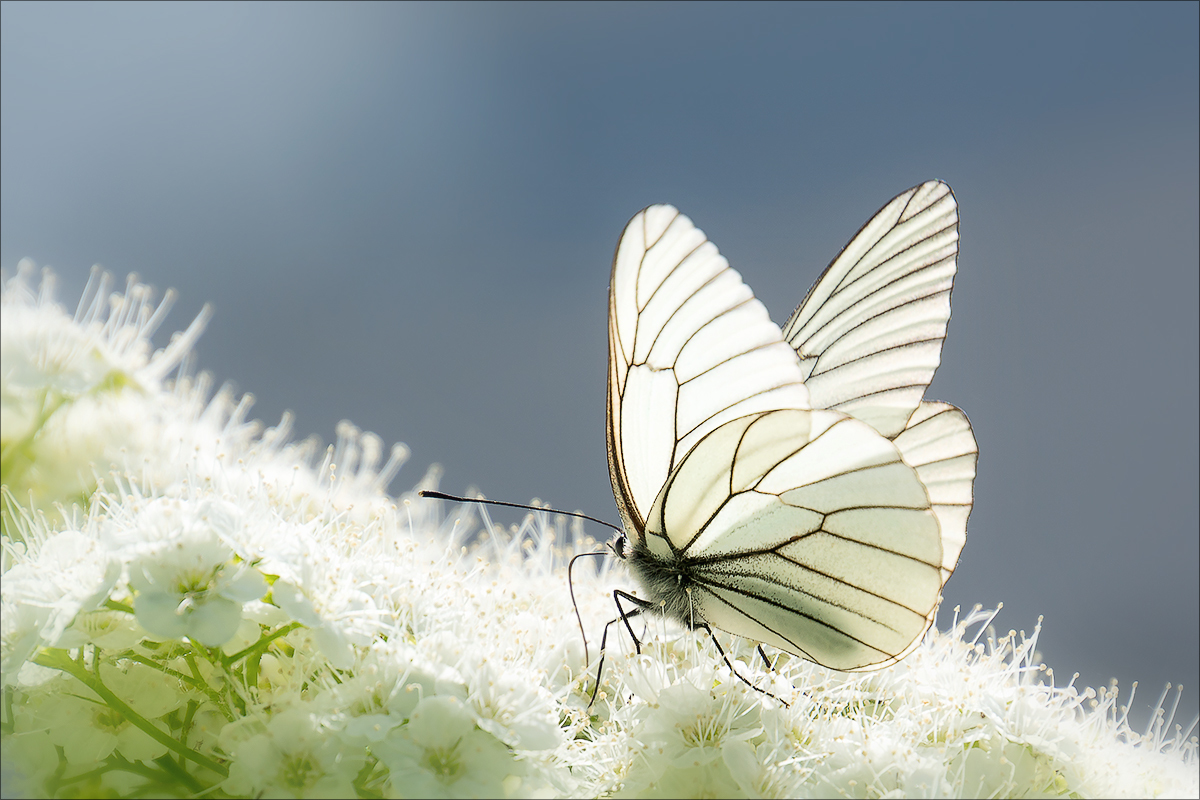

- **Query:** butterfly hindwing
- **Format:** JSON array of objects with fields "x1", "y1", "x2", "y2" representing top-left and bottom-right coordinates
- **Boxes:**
[{"x1": 641, "y1": 409, "x2": 943, "y2": 670}]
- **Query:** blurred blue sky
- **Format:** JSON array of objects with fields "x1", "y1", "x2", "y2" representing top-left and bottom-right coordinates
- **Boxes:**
[{"x1": 3, "y1": 2, "x2": 1197, "y2": 729}]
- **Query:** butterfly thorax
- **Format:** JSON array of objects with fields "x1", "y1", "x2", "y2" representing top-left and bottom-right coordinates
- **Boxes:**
[{"x1": 623, "y1": 536, "x2": 706, "y2": 629}]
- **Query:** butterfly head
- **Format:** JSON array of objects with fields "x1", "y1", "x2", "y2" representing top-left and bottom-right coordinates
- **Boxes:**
[{"x1": 607, "y1": 533, "x2": 629, "y2": 560}]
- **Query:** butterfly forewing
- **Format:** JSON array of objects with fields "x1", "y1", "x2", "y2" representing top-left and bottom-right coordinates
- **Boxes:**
[
  {"x1": 607, "y1": 205, "x2": 810, "y2": 534},
  {"x1": 782, "y1": 181, "x2": 959, "y2": 438}
]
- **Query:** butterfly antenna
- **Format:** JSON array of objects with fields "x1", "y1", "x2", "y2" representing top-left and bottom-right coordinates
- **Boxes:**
[
  {"x1": 420, "y1": 490, "x2": 625, "y2": 675},
  {"x1": 569, "y1": 550, "x2": 610, "y2": 666},
  {"x1": 419, "y1": 490, "x2": 623, "y2": 535}
]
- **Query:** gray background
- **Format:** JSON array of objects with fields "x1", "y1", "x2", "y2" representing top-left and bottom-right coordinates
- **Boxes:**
[{"x1": 3, "y1": 2, "x2": 1196, "y2": 731}]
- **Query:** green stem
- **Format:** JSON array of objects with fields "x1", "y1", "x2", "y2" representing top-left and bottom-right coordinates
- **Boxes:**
[
  {"x1": 226, "y1": 622, "x2": 303, "y2": 666},
  {"x1": 34, "y1": 648, "x2": 228, "y2": 778},
  {"x1": 103, "y1": 598, "x2": 135, "y2": 614},
  {"x1": 2, "y1": 685, "x2": 14, "y2": 735},
  {"x1": 0, "y1": 390, "x2": 66, "y2": 481},
  {"x1": 123, "y1": 653, "x2": 233, "y2": 721}
]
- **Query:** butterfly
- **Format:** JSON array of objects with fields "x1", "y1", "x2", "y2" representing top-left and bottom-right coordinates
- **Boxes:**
[{"x1": 604, "y1": 181, "x2": 977, "y2": 675}]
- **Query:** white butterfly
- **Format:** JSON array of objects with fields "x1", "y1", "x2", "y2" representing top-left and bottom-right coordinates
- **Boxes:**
[{"x1": 606, "y1": 181, "x2": 976, "y2": 672}]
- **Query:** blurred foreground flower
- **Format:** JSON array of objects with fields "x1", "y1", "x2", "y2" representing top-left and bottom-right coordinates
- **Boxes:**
[{"x1": 2, "y1": 262, "x2": 1197, "y2": 799}]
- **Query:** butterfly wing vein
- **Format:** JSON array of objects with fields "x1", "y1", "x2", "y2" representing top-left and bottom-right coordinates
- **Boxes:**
[{"x1": 606, "y1": 182, "x2": 976, "y2": 672}]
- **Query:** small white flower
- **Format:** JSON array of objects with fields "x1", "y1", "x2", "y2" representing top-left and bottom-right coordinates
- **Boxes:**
[
  {"x1": 261, "y1": 525, "x2": 379, "y2": 670},
  {"x1": 642, "y1": 676, "x2": 764, "y2": 767},
  {"x1": 1, "y1": 529, "x2": 120, "y2": 679},
  {"x1": 613, "y1": 666, "x2": 768, "y2": 798},
  {"x1": 467, "y1": 659, "x2": 564, "y2": 751},
  {"x1": 19, "y1": 661, "x2": 179, "y2": 767},
  {"x1": 2, "y1": 264, "x2": 1196, "y2": 799},
  {"x1": 58, "y1": 608, "x2": 148, "y2": 651},
  {"x1": 222, "y1": 706, "x2": 366, "y2": 798},
  {"x1": 107, "y1": 496, "x2": 267, "y2": 646},
  {"x1": 1, "y1": 262, "x2": 210, "y2": 530},
  {"x1": 316, "y1": 640, "x2": 445, "y2": 745},
  {"x1": 373, "y1": 695, "x2": 524, "y2": 799}
]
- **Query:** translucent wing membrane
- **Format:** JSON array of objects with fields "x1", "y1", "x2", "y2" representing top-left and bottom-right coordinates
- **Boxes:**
[
  {"x1": 642, "y1": 410, "x2": 944, "y2": 671},
  {"x1": 607, "y1": 205, "x2": 810, "y2": 534},
  {"x1": 606, "y1": 185, "x2": 976, "y2": 674},
  {"x1": 782, "y1": 181, "x2": 959, "y2": 438}
]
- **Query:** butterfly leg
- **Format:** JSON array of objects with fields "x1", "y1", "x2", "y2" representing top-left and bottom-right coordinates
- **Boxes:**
[
  {"x1": 757, "y1": 645, "x2": 776, "y2": 672},
  {"x1": 613, "y1": 589, "x2": 655, "y2": 653},
  {"x1": 697, "y1": 624, "x2": 789, "y2": 708},
  {"x1": 587, "y1": 590, "x2": 656, "y2": 708}
]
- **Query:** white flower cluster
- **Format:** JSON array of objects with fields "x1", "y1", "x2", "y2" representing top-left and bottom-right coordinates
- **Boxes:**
[{"x1": 2, "y1": 261, "x2": 1196, "y2": 799}]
